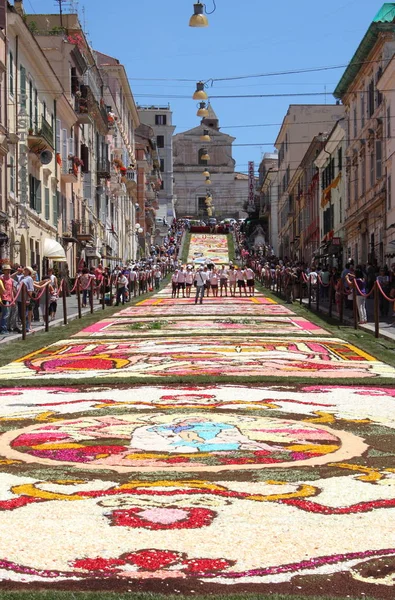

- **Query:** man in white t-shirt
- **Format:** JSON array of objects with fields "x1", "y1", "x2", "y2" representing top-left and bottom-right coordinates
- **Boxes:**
[
  {"x1": 245, "y1": 266, "x2": 255, "y2": 296},
  {"x1": 176, "y1": 268, "x2": 186, "y2": 298},
  {"x1": 194, "y1": 267, "x2": 209, "y2": 304}
]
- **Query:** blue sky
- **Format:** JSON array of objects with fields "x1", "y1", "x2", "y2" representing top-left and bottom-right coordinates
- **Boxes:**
[{"x1": 26, "y1": 0, "x2": 383, "y2": 173}]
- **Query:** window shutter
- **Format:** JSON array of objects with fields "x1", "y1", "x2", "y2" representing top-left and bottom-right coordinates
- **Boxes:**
[
  {"x1": 61, "y1": 129, "x2": 68, "y2": 166},
  {"x1": 376, "y1": 140, "x2": 382, "y2": 179},
  {"x1": 68, "y1": 137, "x2": 74, "y2": 157},
  {"x1": 56, "y1": 119, "x2": 61, "y2": 154},
  {"x1": 35, "y1": 179, "x2": 42, "y2": 214},
  {"x1": 29, "y1": 174, "x2": 35, "y2": 209},
  {"x1": 45, "y1": 187, "x2": 50, "y2": 220},
  {"x1": 53, "y1": 191, "x2": 58, "y2": 226},
  {"x1": 20, "y1": 65, "x2": 26, "y2": 108}
]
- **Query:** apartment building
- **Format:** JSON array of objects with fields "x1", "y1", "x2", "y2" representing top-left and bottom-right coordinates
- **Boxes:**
[
  {"x1": 138, "y1": 105, "x2": 176, "y2": 226},
  {"x1": 334, "y1": 3, "x2": 393, "y2": 266},
  {"x1": 258, "y1": 153, "x2": 278, "y2": 255},
  {"x1": 315, "y1": 121, "x2": 347, "y2": 267},
  {"x1": 275, "y1": 104, "x2": 344, "y2": 260}
]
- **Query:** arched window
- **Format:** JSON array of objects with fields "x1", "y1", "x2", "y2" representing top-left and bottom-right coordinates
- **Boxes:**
[{"x1": 198, "y1": 148, "x2": 208, "y2": 165}]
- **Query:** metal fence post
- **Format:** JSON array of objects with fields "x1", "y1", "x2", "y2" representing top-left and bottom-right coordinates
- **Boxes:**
[
  {"x1": 316, "y1": 280, "x2": 320, "y2": 313},
  {"x1": 61, "y1": 279, "x2": 68, "y2": 325},
  {"x1": 90, "y1": 278, "x2": 94, "y2": 314},
  {"x1": 339, "y1": 279, "x2": 344, "y2": 324},
  {"x1": 21, "y1": 283, "x2": 27, "y2": 340},
  {"x1": 44, "y1": 283, "x2": 49, "y2": 332},
  {"x1": 76, "y1": 277, "x2": 82, "y2": 319},
  {"x1": 328, "y1": 277, "x2": 333, "y2": 318},
  {"x1": 374, "y1": 281, "x2": 380, "y2": 339},
  {"x1": 353, "y1": 283, "x2": 358, "y2": 329},
  {"x1": 102, "y1": 276, "x2": 106, "y2": 310},
  {"x1": 308, "y1": 278, "x2": 312, "y2": 309}
]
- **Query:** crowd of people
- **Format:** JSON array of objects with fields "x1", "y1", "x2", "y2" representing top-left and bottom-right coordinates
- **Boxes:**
[
  {"x1": 170, "y1": 264, "x2": 256, "y2": 303},
  {"x1": 0, "y1": 220, "x2": 185, "y2": 336}
]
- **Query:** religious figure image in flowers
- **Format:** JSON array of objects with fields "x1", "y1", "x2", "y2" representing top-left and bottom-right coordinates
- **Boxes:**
[{"x1": 130, "y1": 417, "x2": 279, "y2": 453}]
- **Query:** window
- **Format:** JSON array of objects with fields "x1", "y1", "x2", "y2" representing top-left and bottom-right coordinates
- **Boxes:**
[
  {"x1": 29, "y1": 175, "x2": 42, "y2": 213},
  {"x1": 198, "y1": 148, "x2": 208, "y2": 165},
  {"x1": 44, "y1": 187, "x2": 50, "y2": 220},
  {"x1": 353, "y1": 106, "x2": 357, "y2": 138},
  {"x1": 388, "y1": 175, "x2": 392, "y2": 210},
  {"x1": 34, "y1": 89, "x2": 38, "y2": 130},
  {"x1": 29, "y1": 80, "x2": 33, "y2": 129},
  {"x1": 376, "y1": 140, "x2": 382, "y2": 179},
  {"x1": 9, "y1": 51, "x2": 13, "y2": 96},
  {"x1": 155, "y1": 114, "x2": 167, "y2": 125},
  {"x1": 156, "y1": 135, "x2": 164, "y2": 148},
  {"x1": 370, "y1": 150, "x2": 375, "y2": 188},
  {"x1": 368, "y1": 80, "x2": 375, "y2": 117},
  {"x1": 361, "y1": 153, "x2": 366, "y2": 195},
  {"x1": 339, "y1": 197, "x2": 342, "y2": 223},
  {"x1": 53, "y1": 191, "x2": 59, "y2": 226},
  {"x1": 9, "y1": 155, "x2": 15, "y2": 193},
  {"x1": 388, "y1": 105, "x2": 391, "y2": 139},
  {"x1": 338, "y1": 147, "x2": 342, "y2": 172},
  {"x1": 354, "y1": 163, "x2": 358, "y2": 203},
  {"x1": 361, "y1": 94, "x2": 365, "y2": 129},
  {"x1": 20, "y1": 65, "x2": 26, "y2": 108},
  {"x1": 160, "y1": 158, "x2": 164, "y2": 172},
  {"x1": 376, "y1": 67, "x2": 383, "y2": 106}
]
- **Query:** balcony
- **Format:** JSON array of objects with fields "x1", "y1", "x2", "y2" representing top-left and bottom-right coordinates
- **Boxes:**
[
  {"x1": 72, "y1": 220, "x2": 96, "y2": 243},
  {"x1": 97, "y1": 157, "x2": 111, "y2": 180},
  {"x1": 27, "y1": 116, "x2": 54, "y2": 152},
  {"x1": 61, "y1": 157, "x2": 79, "y2": 183},
  {"x1": 75, "y1": 84, "x2": 108, "y2": 132}
]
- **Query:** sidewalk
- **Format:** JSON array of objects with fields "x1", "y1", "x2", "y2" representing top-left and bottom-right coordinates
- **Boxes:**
[
  {"x1": 0, "y1": 295, "x2": 107, "y2": 346},
  {"x1": 300, "y1": 295, "x2": 395, "y2": 342}
]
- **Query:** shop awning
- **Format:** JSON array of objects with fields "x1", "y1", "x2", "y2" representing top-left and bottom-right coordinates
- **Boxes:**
[{"x1": 43, "y1": 238, "x2": 66, "y2": 261}]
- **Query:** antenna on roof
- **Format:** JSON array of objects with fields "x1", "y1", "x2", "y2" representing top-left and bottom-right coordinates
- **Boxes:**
[{"x1": 54, "y1": 0, "x2": 66, "y2": 26}]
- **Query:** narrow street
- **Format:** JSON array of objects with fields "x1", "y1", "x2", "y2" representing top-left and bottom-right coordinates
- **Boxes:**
[{"x1": 0, "y1": 234, "x2": 393, "y2": 597}]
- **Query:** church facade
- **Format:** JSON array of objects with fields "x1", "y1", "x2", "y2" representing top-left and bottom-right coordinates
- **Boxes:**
[{"x1": 173, "y1": 106, "x2": 248, "y2": 220}]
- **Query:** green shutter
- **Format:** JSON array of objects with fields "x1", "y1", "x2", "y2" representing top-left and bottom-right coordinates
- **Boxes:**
[
  {"x1": 45, "y1": 187, "x2": 50, "y2": 220},
  {"x1": 20, "y1": 65, "x2": 26, "y2": 107},
  {"x1": 29, "y1": 174, "x2": 35, "y2": 209},
  {"x1": 53, "y1": 191, "x2": 58, "y2": 225},
  {"x1": 35, "y1": 179, "x2": 42, "y2": 214}
]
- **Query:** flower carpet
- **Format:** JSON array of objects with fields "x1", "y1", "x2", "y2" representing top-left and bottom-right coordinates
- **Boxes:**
[
  {"x1": 0, "y1": 234, "x2": 394, "y2": 596},
  {"x1": 73, "y1": 316, "x2": 331, "y2": 338}
]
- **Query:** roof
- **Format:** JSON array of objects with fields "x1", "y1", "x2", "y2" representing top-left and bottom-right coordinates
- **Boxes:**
[
  {"x1": 234, "y1": 173, "x2": 249, "y2": 180},
  {"x1": 334, "y1": 3, "x2": 395, "y2": 98}
]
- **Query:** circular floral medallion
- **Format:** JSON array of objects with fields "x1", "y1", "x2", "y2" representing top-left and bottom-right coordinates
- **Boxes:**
[{"x1": 2, "y1": 413, "x2": 347, "y2": 472}]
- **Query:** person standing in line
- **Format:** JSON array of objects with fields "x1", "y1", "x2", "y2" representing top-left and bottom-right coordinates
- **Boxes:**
[
  {"x1": 177, "y1": 267, "x2": 186, "y2": 298},
  {"x1": 236, "y1": 267, "x2": 247, "y2": 297},
  {"x1": 209, "y1": 268, "x2": 219, "y2": 297},
  {"x1": 154, "y1": 265, "x2": 162, "y2": 291},
  {"x1": 228, "y1": 265, "x2": 237, "y2": 297},
  {"x1": 194, "y1": 267, "x2": 209, "y2": 304},
  {"x1": 115, "y1": 271, "x2": 128, "y2": 306},
  {"x1": 18, "y1": 266, "x2": 35, "y2": 332},
  {"x1": 129, "y1": 268, "x2": 137, "y2": 297},
  {"x1": 346, "y1": 268, "x2": 368, "y2": 324},
  {"x1": 0, "y1": 265, "x2": 14, "y2": 334},
  {"x1": 245, "y1": 265, "x2": 255, "y2": 296},
  {"x1": 171, "y1": 270, "x2": 178, "y2": 298},
  {"x1": 219, "y1": 265, "x2": 228, "y2": 297},
  {"x1": 185, "y1": 266, "x2": 194, "y2": 297}
]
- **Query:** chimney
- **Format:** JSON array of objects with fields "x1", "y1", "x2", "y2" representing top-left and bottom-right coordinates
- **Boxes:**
[{"x1": 14, "y1": 1, "x2": 25, "y2": 17}]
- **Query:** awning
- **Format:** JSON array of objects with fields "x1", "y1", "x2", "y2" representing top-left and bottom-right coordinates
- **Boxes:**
[{"x1": 43, "y1": 238, "x2": 66, "y2": 261}]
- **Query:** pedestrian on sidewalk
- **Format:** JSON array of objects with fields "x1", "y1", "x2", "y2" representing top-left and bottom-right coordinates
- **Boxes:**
[{"x1": 346, "y1": 268, "x2": 368, "y2": 324}]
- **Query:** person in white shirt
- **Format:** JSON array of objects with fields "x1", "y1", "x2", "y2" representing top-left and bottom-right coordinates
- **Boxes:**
[
  {"x1": 176, "y1": 268, "x2": 186, "y2": 298},
  {"x1": 115, "y1": 272, "x2": 128, "y2": 306},
  {"x1": 185, "y1": 267, "x2": 194, "y2": 298},
  {"x1": 129, "y1": 269, "x2": 137, "y2": 297},
  {"x1": 236, "y1": 268, "x2": 247, "y2": 297},
  {"x1": 209, "y1": 269, "x2": 219, "y2": 297},
  {"x1": 154, "y1": 267, "x2": 162, "y2": 290},
  {"x1": 245, "y1": 267, "x2": 255, "y2": 296},
  {"x1": 194, "y1": 267, "x2": 209, "y2": 304},
  {"x1": 171, "y1": 270, "x2": 178, "y2": 298},
  {"x1": 219, "y1": 266, "x2": 228, "y2": 297},
  {"x1": 228, "y1": 266, "x2": 237, "y2": 297}
]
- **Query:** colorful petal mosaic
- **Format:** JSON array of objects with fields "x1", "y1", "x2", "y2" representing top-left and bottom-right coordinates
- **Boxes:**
[{"x1": 0, "y1": 234, "x2": 394, "y2": 594}]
